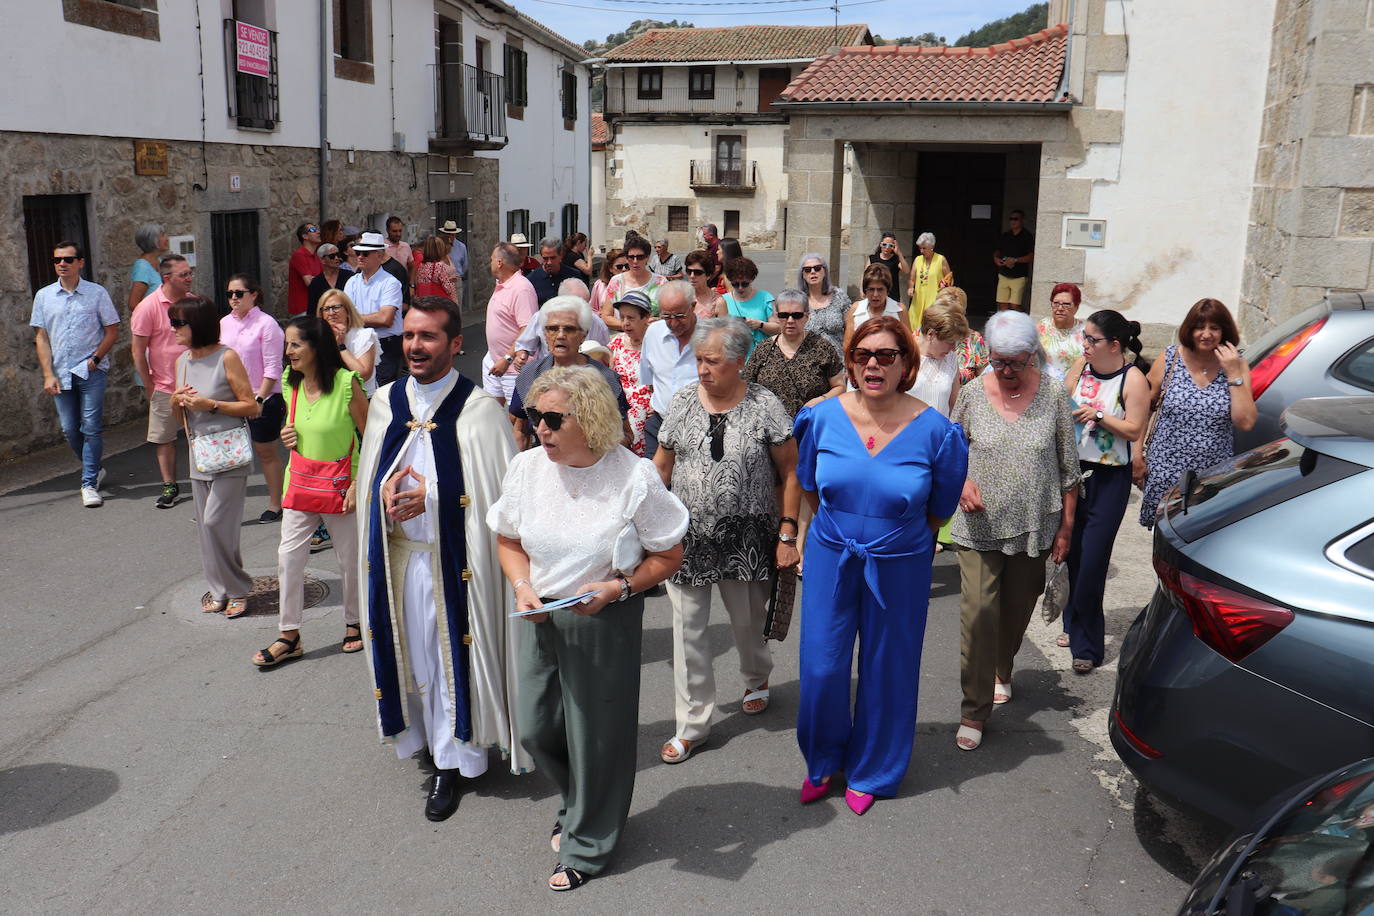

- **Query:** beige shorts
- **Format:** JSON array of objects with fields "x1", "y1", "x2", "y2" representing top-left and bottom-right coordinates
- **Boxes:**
[
  {"x1": 147, "y1": 389, "x2": 178, "y2": 444},
  {"x1": 996, "y1": 274, "x2": 1029, "y2": 306}
]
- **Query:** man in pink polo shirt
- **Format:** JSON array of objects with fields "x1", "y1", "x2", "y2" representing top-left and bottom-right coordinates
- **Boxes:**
[
  {"x1": 131, "y1": 253, "x2": 193, "y2": 508},
  {"x1": 482, "y1": 241, "x2": 538, "y2": 405}
]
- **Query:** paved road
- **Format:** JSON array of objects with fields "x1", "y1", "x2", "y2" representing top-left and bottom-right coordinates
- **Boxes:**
[{"x1": 0, "y1": 315, "x2": 1229, "y2": 913}]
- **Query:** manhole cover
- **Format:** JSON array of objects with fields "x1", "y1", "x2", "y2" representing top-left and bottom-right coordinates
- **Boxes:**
[{"x1": 228, "y1": 574, "x2": 330, "y2": 618}]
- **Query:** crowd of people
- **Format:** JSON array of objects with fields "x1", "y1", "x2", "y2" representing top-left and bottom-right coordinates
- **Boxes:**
[{"x1": 30, "y1": 213, "x2": 1261, "y2": 892}]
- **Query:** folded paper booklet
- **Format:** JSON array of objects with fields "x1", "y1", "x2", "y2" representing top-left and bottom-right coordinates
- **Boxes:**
[{"x1": 509, "y1": 592, "x2": 599, "y2": 617}]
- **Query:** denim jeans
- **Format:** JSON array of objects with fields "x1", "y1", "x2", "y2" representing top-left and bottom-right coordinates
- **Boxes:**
[{"x1": 52, "y1": 369, "x2": 108, "y2": 488}]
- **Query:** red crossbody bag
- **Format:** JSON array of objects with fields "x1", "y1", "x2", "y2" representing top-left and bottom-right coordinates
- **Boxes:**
[{"x1": 282, "y1": 382, "x2": 353, "y2": 515}]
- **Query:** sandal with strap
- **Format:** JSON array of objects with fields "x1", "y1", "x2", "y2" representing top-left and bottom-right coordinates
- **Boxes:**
[
  {"x1": 659, "y1": 736, "x2": 699, "y2": 765},
  {"x1": 253, "y1": 635, "x2": 303, "y2": 668},
  {"x1": 201, "y1": 592, "x2": 226, "y2": 614},
  {"x1": 341, "y1": 624, "x2": 364, "y2": 653},
  {"x1": 742, "y1": 685, "x2": 770, "y2": 716},
  {"x1": 550, "y1": 823, "x2": 562, "y2": 853},
  {"x1": 548, "y1": 863, "x2": 589, "y2": 892},
  {"x1": 993, "y1": 681, "x2": 1013, "y2": 705},
  {"x1": 956, "y1": 722, "x2": 984, "y2": 751},
  {"x1": 225, "y1": 597, "x2": 250, "y2": 619}
]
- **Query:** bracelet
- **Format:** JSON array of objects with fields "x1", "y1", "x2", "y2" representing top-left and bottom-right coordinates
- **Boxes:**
[{"x1": 513, "y1": 578, "x2": 531, "y2": 591}]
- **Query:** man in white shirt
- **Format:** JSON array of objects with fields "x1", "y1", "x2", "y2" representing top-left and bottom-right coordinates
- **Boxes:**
[
  {"x1": 637, "y1": 280, "x2": 699, "y2": 458},
  {"x1": 345, "y1": 231, "x2": 404, "y2": 386}
]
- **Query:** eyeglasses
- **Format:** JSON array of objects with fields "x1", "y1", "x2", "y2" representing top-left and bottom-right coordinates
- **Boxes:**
[
  {"x1": 613, "y1": 263, "x2": 629, "y2": 271},
  {"x1": 660, "y1": 312, "x2": 689, "y2": 321},
  {"x1": 321, "y1": 304, "x2": 346, "y2": 314},
  {"x1": 544, "y1": 324, "x2": 581, "y2": 336},
  {"x1": 169, "y1": 317, "x2": 190, "y2": 328},
  {"x1": 801, "y1": 265, "x2": 824, "y2": 273},
  {"x1": 172, "y1": 271, "x2": 193, "y2": 280},
  {"x1": 1051, "y1": 299, "x2": 1075, "y2": 308},
  {"x1": 850, "y1": 347, "x2": 901, "y2": 366},
  {"x1": 525, "y1": 407, "x2": 575, "y2": 431},
  {"x1": 863, "y1": 286, "x2": 888, "y2": 294},
  {"x1": 625, "y1": 253, "x2": 647, "y2": 261},
  {"x1": 322, "y1": 253, "x2": 342, "y2": 261},
  {"x1": 989, "y1": 357, "x2": 1032, "y2": 371},
  {"x1": 226, "y1": 289, "x2": 247, "y2": 299},
  {"x1": 880, "y1": 243, "x2": 895, "y2": 250},
  {"x1": 685, "y1": 268, "x2": 707, "y2": 276},
  {"x1": 776, "y1": 311, "x2": 806, "y2": 321},
  {"x1": 731, "y1": 281, "x2": 751, "y2": 290},
  {"x1": 51, "y1": 256, "x2": 79, "y2": 264},
  {"x1": 1081, "y1": 332, "x2": 1106, "y2": 347}
]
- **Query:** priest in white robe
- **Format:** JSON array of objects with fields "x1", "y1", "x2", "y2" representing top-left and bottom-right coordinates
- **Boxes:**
[{"x1": 356, "y1": 296, "x2": 529, "y2": 822}]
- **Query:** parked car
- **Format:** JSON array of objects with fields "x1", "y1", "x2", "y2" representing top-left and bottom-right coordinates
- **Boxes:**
[
  {"x1": 1236, "y1": 291, "x2": 1374, "y2": 452},
  {"x1": 1179, "y1": 757, "x2": 1374, "y2": 915},
  {"x1": 1111, "y1": 396, "x2": 1374, "y2": 827}
]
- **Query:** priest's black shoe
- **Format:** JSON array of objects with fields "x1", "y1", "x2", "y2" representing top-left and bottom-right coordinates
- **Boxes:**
[{"x1": 425, "y1": 769, "x2": 461, "y2": 822}]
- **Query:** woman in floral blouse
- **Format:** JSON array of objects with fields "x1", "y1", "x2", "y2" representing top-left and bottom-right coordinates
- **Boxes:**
[
  {"x1": 653, "y1": 317, "x2": 801, "y2": 766},
  {"x1": 608, "y1": 291, "x2": 655, "y2": 455},
  {"x1": 1036, "y1": 282, "x2": 1085, "y2": 377}
]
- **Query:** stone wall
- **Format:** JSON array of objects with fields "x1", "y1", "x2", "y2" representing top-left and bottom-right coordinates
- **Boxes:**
[
  {"x1": 1242, "y1": 0, "x2": 1374, "y2": 337},
  {"x1": 0, "y1": 131, "x2": 438, "y2": 461}
]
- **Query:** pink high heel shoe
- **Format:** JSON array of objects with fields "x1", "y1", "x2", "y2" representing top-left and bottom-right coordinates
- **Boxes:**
[
  {"x1": 845, "y1": 789, "x2": 875, "y2": 816},
  {"x1": 800, "y1": 777, "x2": 831, "y2": 804}
]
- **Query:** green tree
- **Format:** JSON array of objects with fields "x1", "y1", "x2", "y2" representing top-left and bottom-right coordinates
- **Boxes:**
[
  {"x1": 585, "y1": 19, "x2": 696, "y2": 111},
  {"x1": 873, "y1": 31, "x2": 946, "y2": 47},
  {"x1": 954, "y1": 3, "x2": 1048, "y2": 47}
]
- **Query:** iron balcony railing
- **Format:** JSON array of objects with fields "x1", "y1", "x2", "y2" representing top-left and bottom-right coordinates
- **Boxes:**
[
  {"x1": 435, "y1": 63, "x2": 507, "y2": 145},
  {"x1": 689, "y1": 159, "x2": 758, "y2": 191}
]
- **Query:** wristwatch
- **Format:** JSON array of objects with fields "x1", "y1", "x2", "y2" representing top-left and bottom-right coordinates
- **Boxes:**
[
  {"x1": 1227, "y1": 376, "x2": 1245, "y2": 387},
  {"x1": 338, "y1": 343, "x2": 347, "y2": 351},
  {"x1": 255, "y1": 395, "x2": 265, "y2": 404},
  {"x1": 1094, "y1": 410, "x2": 1104, "y2": 421},
  {"x1": 778, "y1": 532, "x2": 798, "y2": 544},
  {"x1": 614, "y1": 574, "x2": 632, "y2": 602}
]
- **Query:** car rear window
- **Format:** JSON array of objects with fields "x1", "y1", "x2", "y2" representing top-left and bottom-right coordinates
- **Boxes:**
[
  {"x1": 1161, "y1": 440, "x2": 1364, "y2": 542},
  {"x1": 1334, "y1": 337, "x2": 1374, "y2": 392}
]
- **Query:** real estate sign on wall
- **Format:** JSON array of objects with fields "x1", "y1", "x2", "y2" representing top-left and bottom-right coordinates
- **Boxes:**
[{"x1": 235, "y1": 22, "x2": 270, "y2": 78}]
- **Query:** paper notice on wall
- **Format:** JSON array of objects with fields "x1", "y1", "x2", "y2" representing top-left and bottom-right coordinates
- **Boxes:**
[{"x1": 970, "y1": 204, "x2": 992, "y2": 220}]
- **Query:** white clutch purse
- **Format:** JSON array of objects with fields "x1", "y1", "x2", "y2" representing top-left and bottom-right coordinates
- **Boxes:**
[{"x1": 612, "y1": 521, "x2": 644, "y2": 576}]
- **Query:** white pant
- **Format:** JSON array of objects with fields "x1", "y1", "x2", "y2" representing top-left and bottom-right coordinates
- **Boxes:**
[
  {"x1": 480, "y1": 352, "x2": 518, "y2": 403},
  {"x1": 390, "y1": 547, "x2": 488, "y2": 777},
  {"x1": 277, "y1": 508, "x2": 359, "y2": 631},
  {"x1": 667, "y1": 579, "x2": 773, "y2": 743}
]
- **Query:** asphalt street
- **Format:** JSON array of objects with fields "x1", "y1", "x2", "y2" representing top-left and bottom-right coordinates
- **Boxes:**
[{"x1": 0, "y1": 300, "x2": 1231, "y2": 914}]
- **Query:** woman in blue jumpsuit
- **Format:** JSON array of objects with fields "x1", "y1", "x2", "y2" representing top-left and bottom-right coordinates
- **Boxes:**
[{"x1": 793, "y1": 315, "x2": 967, "y2": 815}]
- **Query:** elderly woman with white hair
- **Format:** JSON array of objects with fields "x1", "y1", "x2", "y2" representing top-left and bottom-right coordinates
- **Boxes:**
[
  {"x1": 489, "y1": 366, "x2": 688, "y2": 891},
  {"x1": 508, "y1": 295, "x2": 629, "y2": 449},
  {"x1": 654, "y1": 317, "x2": 801, "y2": 765},
  {"x1": 494, "y1": 278, "x2": 609, "y2": 375},
  {"x1": 950, "y1": 309, "x2": 1079, "y2": 752},
  {"x1": 907, "y1": 231, "x2": 953, "y2": 331},
  {"x1": 128, "y1": 222, "x2": 168, "y2": 314},
  {"x1": 797, "y1": 252, "x2": 850, "y2": 356}
]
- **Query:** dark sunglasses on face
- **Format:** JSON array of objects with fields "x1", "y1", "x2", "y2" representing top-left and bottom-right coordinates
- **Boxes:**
[
  {"x1": 850, "y1": 347, "x2": 901, "y2": 367},
  {"x1": 52, "y1": 255, "x2": 79, "y2": 264},
  {"x1": 307, "y1": 225, "x2": 319, "y2": 233},
  {"x1": 613, "y1": 262, "x2": 629, "y2": 271},
  {"x1": 731, "y1": 281, "x2": 751, "y2": 289},
  {"x1": 322, "y1": 253, "x2": 342, "y2": 261},
  {"x1": 226, "y1": 289, "x2": 247, "y2": 299},
  {"x1": 880, "y1": 243, "x2": 894, "y2": 250},
  {"x1": 777, "y1": 311, "x2": 806, "y2": 321},
  {"x1": 625, "y1": 253, "x2": 647, "y2": 261},
  {"x1": 525, "y1": 407, "x2": 574, "y2": 431},
  {"x1": 169, "y1": 317, "x2": 190, "y2": 328},
  {"x1": 685, "y1": 268, "x2": 706, "y2": 276},
  {"x1": 802, "y1": 265, "x2": 824, "y2": 273}
]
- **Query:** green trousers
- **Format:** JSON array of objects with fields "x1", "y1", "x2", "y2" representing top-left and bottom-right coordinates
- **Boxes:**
[
  {"x1": 958, "y1": 549, "x2": 1046, "y2": 722},
  {"x1": 517, "y1": 594, "x2": 644, "y2": 875}
]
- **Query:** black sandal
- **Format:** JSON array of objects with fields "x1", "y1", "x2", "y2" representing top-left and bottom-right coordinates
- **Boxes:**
[
  {"x1": 550, "y1": 823, "x2": 562, "y2": 853},
  {"x1": 253, "y1": 635, "x2": 302, "y2": 668},
  {"x1": 548, "y1": 863, "x2": 588, "y2": 892},
  {"x1": 341, "y1": 624, "x2": 364, "y2": 653}
]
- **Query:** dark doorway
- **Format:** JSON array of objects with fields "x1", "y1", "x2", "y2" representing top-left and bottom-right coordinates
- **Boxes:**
[
  {"x1": 758, "y1": 68, "x2": 791, "y2": 113},
  {"x1": 211, "y1": 210, "x2": 261, "y2": 313},
  {"x1": 915, "y1": 151, "x2": 1006, "y2": 316},
  {"x1": 23, "y1": 194, "x2": 91, "y2": 295}
]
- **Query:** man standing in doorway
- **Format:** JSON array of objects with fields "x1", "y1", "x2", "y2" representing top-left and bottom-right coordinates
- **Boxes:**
[
  {"x1": 31, "y1": 241, "x2": 120, "y2": 507},
  {"x1": 993, "y1": 209, "x2": 1035, "y2": 311},
  {"x1": 482, "y1": 242, "x2": 539, "y2": 405},
  {"x1": 356, "y1": 296, "x2": 528, "y2": 822},
  {"x1": 637, "y1": 280, "x2": 699, "y2": 459},
  {"x1": 345, "y1": 231, "x2": 405, "y2": 386},
  {"x1": 131, "y1": 253, "x2": 193, "y2": 508},
  {"x1": 287, "y1": 221, "x2": 322, "y2": 316}
]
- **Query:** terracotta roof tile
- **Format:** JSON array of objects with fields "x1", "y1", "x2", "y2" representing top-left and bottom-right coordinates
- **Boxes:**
[
  {"x1": 604, "y1": 24, "x2": 871, "y2": 63},
  {"x1": 779, "y1": 25, "x2": 1068, "y2": 105},
  {"x1": 592, "y1": 113, "x2": 609, "y2": 148}
]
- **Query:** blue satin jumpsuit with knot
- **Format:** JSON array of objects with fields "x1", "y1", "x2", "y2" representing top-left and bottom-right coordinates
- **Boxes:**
[{"x1": 794, "y1": 397, "x2": 968, "y2": 796}]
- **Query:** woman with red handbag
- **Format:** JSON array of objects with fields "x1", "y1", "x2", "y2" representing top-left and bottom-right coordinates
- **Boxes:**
[{"x1": 253, "y1": 316, "x2": 369, "y2": 667}]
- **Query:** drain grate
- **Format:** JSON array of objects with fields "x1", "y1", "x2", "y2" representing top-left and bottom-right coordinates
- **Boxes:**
[{"x1": 232, "y1": 574, "x2": 330, "y2": 618}]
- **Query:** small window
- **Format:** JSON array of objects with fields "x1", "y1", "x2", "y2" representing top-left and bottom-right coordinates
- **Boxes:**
[
  {"x1": 334, "y1": 0, "x2": 373, "y2": 82},
  {"x1": 561, "y1": 204, "x2": 580, "y2": 239},
  {"x1": 63, "y1": 0, "x2": 160, "y2": 41},
  {"x1": 667, "y1": 206, "x2": 689, "y2": 233},
  {"x1": 562, "y1": 70, "x2": 577, "y2": 122},
  {"x1": 637, "y1": 67, "x2": 662, "y2": 100},
  {"x1": 23, "y1": 194, "x2": 92, "y2": 296},
  {"x1": 723, "y1": 209, "x2": 740, "y2": 239},
  {"x1": 507, "y1": 209, "x2": 530, "y2": 240},
  {"x1": 688, "y1": 67, "x2": 714, "y2": 100},
  {"x1": 504, "y1": 44, "x2": 528, "y2": 106},
  {"x1": 529, "y1": 222, "x2": 547, "y2": 249},
  {"x1": 1333, "y1": 338, "x2": 1374, "y2": 392}
]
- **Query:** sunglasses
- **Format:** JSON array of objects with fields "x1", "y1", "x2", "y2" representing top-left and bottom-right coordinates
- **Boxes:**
[
  {"x1": 322, "y1": 253, "x2": 343, "y2": 261},
  {"x1": 801, "y1": 265, "x2": 824, "y2": 273},
  {"x1": 613, "y1": 263, "x2": 629, "y2": 271},
  {"x1": 880, "y1": 243, "x2": 895, "y2": 250},
  {"x1": 731, "y1": 281, "x2": 751, "y2": 289},
  {"x1": 850, "y1": 347, "x2": 901, "y2": 366},
  {"x1": 169, "y1": 317, "x2": 190, "y2": 328},
  {"x1": 226, "y1": 289, "x2": 247, "y2": 298},
  {"x1": 307, "y1": 225, "x2": 319, "y2": 233},
  {"x1": 625, "y1": 253, "x2": 647, "y2": 261},
  {"x1": 544, "y1": 324, "x2": 580, "y2": 336},
  {"x1": 685, "y1": 268, "x2": 706, "y2": 276},
  {"x1": 525, "y1": 407, "x2": 575, "y2": 431},
  {"x1": 776, "y1": 311, "x2": 806, "y2": 321},
  {"x1": 51, "y1": 255, "x2": 79, "y2": 264}
]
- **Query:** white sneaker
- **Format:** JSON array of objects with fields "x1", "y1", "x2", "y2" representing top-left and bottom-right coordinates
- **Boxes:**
[{"x1": 81, "y1": 487, "x2": 103, "y2": 508}]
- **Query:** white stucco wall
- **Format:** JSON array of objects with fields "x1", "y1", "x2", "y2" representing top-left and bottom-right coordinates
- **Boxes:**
[
  {"x1": 1072, "y1": 0, "x2": 1275, "y2": 324},
  {"x1": 3, "y1": 0, "x2": 434, "y2": 153},
  {"x1": 611, "y1": 121, "x2": 787, "y2": 245}
]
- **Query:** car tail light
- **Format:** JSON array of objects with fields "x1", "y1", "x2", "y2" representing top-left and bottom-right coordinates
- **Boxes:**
[
  {"x1": 1153, "y1": 555, "x2": 1295, "y2": 663},
  {"x1": 1113, "y1": 709, "x2": 1163, "y2": 759},
  {"x1": 1249, "y1": 316, "x2": 1326, "y2": 400}
]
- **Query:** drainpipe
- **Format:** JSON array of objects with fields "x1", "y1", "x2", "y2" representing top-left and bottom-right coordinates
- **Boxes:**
[
  {"x1": 1057, "y1": 0, "x2": 1077, "y2": 102},
  {"x1": 319, "y1": 0, "x2": 329, "y2": 219}
]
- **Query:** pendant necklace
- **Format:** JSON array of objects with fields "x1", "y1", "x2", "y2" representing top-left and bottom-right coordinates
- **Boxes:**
[{"x1": 866, "y1": 435, "x2": 876, "y2": 450}]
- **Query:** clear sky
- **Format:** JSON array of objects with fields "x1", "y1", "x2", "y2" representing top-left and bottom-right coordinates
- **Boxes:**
[{"x1": 509, "y1": 0, "x2": 1049, "y2": 48}]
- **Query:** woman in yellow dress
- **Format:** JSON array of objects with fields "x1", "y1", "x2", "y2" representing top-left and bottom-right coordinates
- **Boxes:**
[{"x1": 907, "y1": 231, "x2": 954, "y2": 331}]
